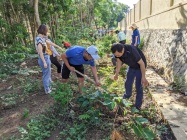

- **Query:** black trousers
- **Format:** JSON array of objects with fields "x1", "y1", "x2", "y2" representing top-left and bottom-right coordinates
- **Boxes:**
[{"x1": 50, "y1": 55, "x2": 61, "y2": 73}]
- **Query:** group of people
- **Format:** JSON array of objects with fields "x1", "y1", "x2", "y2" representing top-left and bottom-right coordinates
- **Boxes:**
[{"x1": 35, "y1": 23, "x2": 148, "y2": 110}]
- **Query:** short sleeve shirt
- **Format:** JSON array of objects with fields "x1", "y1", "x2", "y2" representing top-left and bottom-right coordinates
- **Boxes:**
[
  {"x1": 132, "y1": 29, "x2": 140, "y2": 45},
  {"x1": 117, "y1": 31, "x2": 126, "y2": 41},
  {"x1": 116, "y1": 45, "x2": 147, "y2": 69},
  {"x1": 66, "y1": 46, "x2": 95, "y2": 66},
  {"x1": 35, "y1": 36, "x2": 47, "y2": 54}
]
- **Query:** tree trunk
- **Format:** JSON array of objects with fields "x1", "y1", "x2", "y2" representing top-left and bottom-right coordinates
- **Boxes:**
[
  {"x1": 9, "y1": 0, "x2": 19, "y2": 22},
  {"x1": 34, "y1": 0, "x2": 41, "y2": 28}
]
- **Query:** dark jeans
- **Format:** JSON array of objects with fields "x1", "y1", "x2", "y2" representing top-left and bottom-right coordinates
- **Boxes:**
[
  {"x1": 119, "y1": 40, "x2": 126, "y2": 44},
  {"x1": 50, "y1": 55, "x2": 61, "y2": 73},
  {"x1": 123, "y1": 68, "x2": 143, "y2": 109}
]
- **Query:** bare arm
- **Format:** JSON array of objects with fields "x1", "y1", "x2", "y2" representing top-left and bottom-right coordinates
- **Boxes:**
[
  {"x1": 91, "y1": 66, "x2": 101, "y2": 86},
  {"x1": 114, "y1": 58, "x2": 122, "y2": 80},
  {"x1": 137, "y1": 59, "x2": 148, "y2": 86},
  {"x1": 61, "y1": 53, "x2": 74, "y2": 71},
  {"x1": 91, "y1": 66, "x2": 99, "y2": 81},
  {"x1": 46, "y1": 40, "x2": 63, "y2": 51},
  {"x1": 38, "y1": 44, "x2": 47, "y2": 68},
  {"x1": 134, "y1": 36, "x2": 138, "y2": 46}
]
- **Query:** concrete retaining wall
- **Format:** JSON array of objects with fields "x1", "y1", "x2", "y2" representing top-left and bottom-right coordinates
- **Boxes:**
[{"x1": 118, "y1": 0, "x2": 187, "y2": 90}]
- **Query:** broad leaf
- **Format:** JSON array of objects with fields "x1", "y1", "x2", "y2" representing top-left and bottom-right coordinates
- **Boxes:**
[
  {"x1": 102, "y1": 99, "x2": 112, "y2": 106},
  {"x1": 124, "y1": 109, "x2": 127, "y2": 116},
  {"x1": 111, "y1": 101, "x2": 117, "y2": 109},
  {"x1": 113, "y1": 97, "x2": 122, "y2": 103},
  {"x1": 133, "y1": 125, "x2": 144, "y2": 138},
  {"x1": 81, "y1": 100, "x2": 89, "y2": 107},
  {"x1": 135, "y1": 117, "x2": 149, "y2": 125},
  {"x1": 131, "y1": 107, "x2": 140, "y2": 113},
  {"x1": 143, "y1": 128, "x2": 156, "y2": 140},
  {"x1": 122, "y1": 99, "x2": 132, "y2": 107}
]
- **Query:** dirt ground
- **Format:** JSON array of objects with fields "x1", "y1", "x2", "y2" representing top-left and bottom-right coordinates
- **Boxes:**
[
  {"x1": 0, "y1": 57, "x2": 184, "y2": 140},
  {"x1": 0, "y1": 58, "x2": 57, "y2": 139}
]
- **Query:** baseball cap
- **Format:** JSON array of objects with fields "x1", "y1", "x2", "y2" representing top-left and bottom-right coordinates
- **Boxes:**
[
  {"x1": 63, "y1": 42, "x2": 71, "y2": 47},
  {"x1": 86, "y1": 45, "x2": 100, "y2": 60}
]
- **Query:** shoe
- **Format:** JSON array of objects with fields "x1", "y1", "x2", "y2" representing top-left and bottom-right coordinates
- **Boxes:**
[{"x1": 46, "y1": 89, "x2": 52, "y2": 94}]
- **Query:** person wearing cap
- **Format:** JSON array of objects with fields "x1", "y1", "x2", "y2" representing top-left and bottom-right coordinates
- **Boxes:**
[
  {"x1": 62, "y1": 41, "x2": 71, "y2": 49},
  {"x1": 61, "y1": 45, "x2": 101, "y2": 93},
  {"x1": 111, "y1": 43, "x2": 148, "y2": 110},
  {"x1": 115, "y1": 30, "x2": 126, "y2": 44},
  {"x1": 129, "y1": 23, "x2": 140, "y2": 47}
]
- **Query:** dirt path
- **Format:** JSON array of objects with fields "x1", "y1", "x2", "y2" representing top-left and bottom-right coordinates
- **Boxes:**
[{"x1": 0, "y1": 58, "x2": 59, "y2": 139}]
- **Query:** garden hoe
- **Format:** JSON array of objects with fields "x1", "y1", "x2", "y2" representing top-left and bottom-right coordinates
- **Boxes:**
[{"x1": 74, "y1": 69, "x2": 108, "y2": 93}]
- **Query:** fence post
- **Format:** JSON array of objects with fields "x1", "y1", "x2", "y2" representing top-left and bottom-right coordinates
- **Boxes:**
[
  {"x1": 150, "y1": 0, "x2": 152, "y2": 15},
  {"x1": 130, "y1": 9, "x2": 132, "y2": 24},
  {"x1": 170, "y1": 0, "x2": 174, "y2": 6},
  {"x1": 134, "y1": 4, "x2": 136, "y2": 22},
  {"x1": 139, "y1": 0, "x2": 141, "y2": 20}
]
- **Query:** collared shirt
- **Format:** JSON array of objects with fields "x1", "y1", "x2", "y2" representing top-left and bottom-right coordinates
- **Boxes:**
[
  {"x1": 35, "y1": 36, "x2": 47, "y2": 54},
  {"x1": 132, "y1": 29, "x2": 140, "y2": 46},
  {"x1": 117, "y1": 31, "x2": 126, "y2": 41},
  {"x1": 66, "y1": 46, "x2": 95, "y2": 66},
  {"x1": 116, "y1": 45, "x2": 146, "y2": 69}
]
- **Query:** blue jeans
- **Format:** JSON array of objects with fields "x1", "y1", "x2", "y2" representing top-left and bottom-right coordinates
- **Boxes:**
[
  {"x1": 38, "y1": 55, "x2": 51, "y2": 93},
  {"x1": 123, "y1": 68, "x2": 143, "y2": 109}
]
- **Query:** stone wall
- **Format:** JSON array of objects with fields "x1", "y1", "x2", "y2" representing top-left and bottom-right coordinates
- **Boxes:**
[
  {"x1": 118, "y1": 1, "x2": 187, "y2": 90},
  {"x1": 126, "y1": 29, "x2": 187, "y2": 90}
]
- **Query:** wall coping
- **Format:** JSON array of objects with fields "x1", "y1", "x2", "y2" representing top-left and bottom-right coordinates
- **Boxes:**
[{"x1": 130, "y1": 1, "x2": 187, "y2": 25}]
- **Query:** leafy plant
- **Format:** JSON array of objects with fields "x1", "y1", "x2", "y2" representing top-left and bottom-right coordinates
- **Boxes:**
[
  {"x1": 19, "y1": 114, "x2": 58, "y2": 140},
  {"x1": 170, "y1": 75, "x2": 187, "y2": 91},
  {"x1": 60, "y1": 123, "x2": 87, "y2": 140},
  {"x1": 22, "y1": 108, "x2": 29, "y2": 119},
  {"x1": 1, "y1": 93, "x2": 18, "y2": 108},
  {"x1": 51, "y1": 82, "x2": 73, "y2": 107},
  {"x1": 21, "y1": 78, "x2": 42, "y2": 94},
  {"x1": 138, "y1": 38, "x2": 144, "y2": 50}
]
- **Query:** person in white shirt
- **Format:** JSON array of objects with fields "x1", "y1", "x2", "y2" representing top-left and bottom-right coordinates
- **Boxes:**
[{"x1": 115, "y1": 30, "x2": 126, "y2": 44}]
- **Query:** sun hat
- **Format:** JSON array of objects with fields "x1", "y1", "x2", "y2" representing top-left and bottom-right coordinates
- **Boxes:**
[
  {"x1": 86, "y1": 45, "x2": 100, "y2": 60},
  {"x1": 129, "y1": 23, "x2": 138, "y2": 29}
]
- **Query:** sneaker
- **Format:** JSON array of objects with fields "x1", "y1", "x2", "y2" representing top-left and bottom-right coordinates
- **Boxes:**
[{"x1": 46, "y1": 89, "x2": 52, "y2": 94}]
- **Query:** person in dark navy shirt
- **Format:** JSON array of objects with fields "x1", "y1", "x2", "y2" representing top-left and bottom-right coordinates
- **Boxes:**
[
  {"x1": 61, "y1": 45, "x2": 101, "y2": 93},
  {"x1": 130, "y1": 23, "x2": 140, "y2": 47},
  {"x1": 111, "y1": 43, "x2": 148, "y2": 109}
]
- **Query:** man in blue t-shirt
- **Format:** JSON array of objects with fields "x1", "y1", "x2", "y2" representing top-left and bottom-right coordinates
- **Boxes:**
[
  {"x1": 111, "y1": 43, "x2": 148, "y2": 110},
  {"x1": 61, "y1": 45, "x2": 101, "y2": 92},
  {"x1": 130, "y1": 23, "x2": 140, "y2": 47}
]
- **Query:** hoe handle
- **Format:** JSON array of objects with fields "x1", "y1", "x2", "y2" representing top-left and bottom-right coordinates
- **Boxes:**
[
  {"x1": 74, "y1": 69, "x2": 95, "y2": 84},
  {"x1": 74, "y1": 70, "x2": 107, "y2": 92}
]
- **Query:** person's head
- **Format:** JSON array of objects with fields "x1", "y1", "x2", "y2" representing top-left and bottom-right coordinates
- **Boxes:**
[
  {"x1": 37, "y1": 24, "x2": 48, "y2": 35},
  {"x1": 84, "y1": 45, "x2": 100, "y2": 61},
  {"x1": 115, "y1": 30, "x2": 119, "y2": 34},
  {"x1": 111, "y1": 43, "x2": 124, "y2": 57},
  {"x1": 129, "y1": 23, "x2": 138, "y2": 30},
  {"x1": 62, "y1": 41, "x2": 71, "y2": 49}
]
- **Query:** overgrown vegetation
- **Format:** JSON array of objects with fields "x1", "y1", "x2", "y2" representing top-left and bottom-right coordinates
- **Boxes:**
[
  {"x1": 15, "y1": 58, "x2": 173, "y2": 140},
  {"x1": 0, "y1": 1, "x2": 175, "y2": 139}
]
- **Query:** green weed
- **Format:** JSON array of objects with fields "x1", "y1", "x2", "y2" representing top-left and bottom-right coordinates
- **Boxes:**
[{"x1": 22, "y1": 108, "x2": 29, "y2": 119}]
